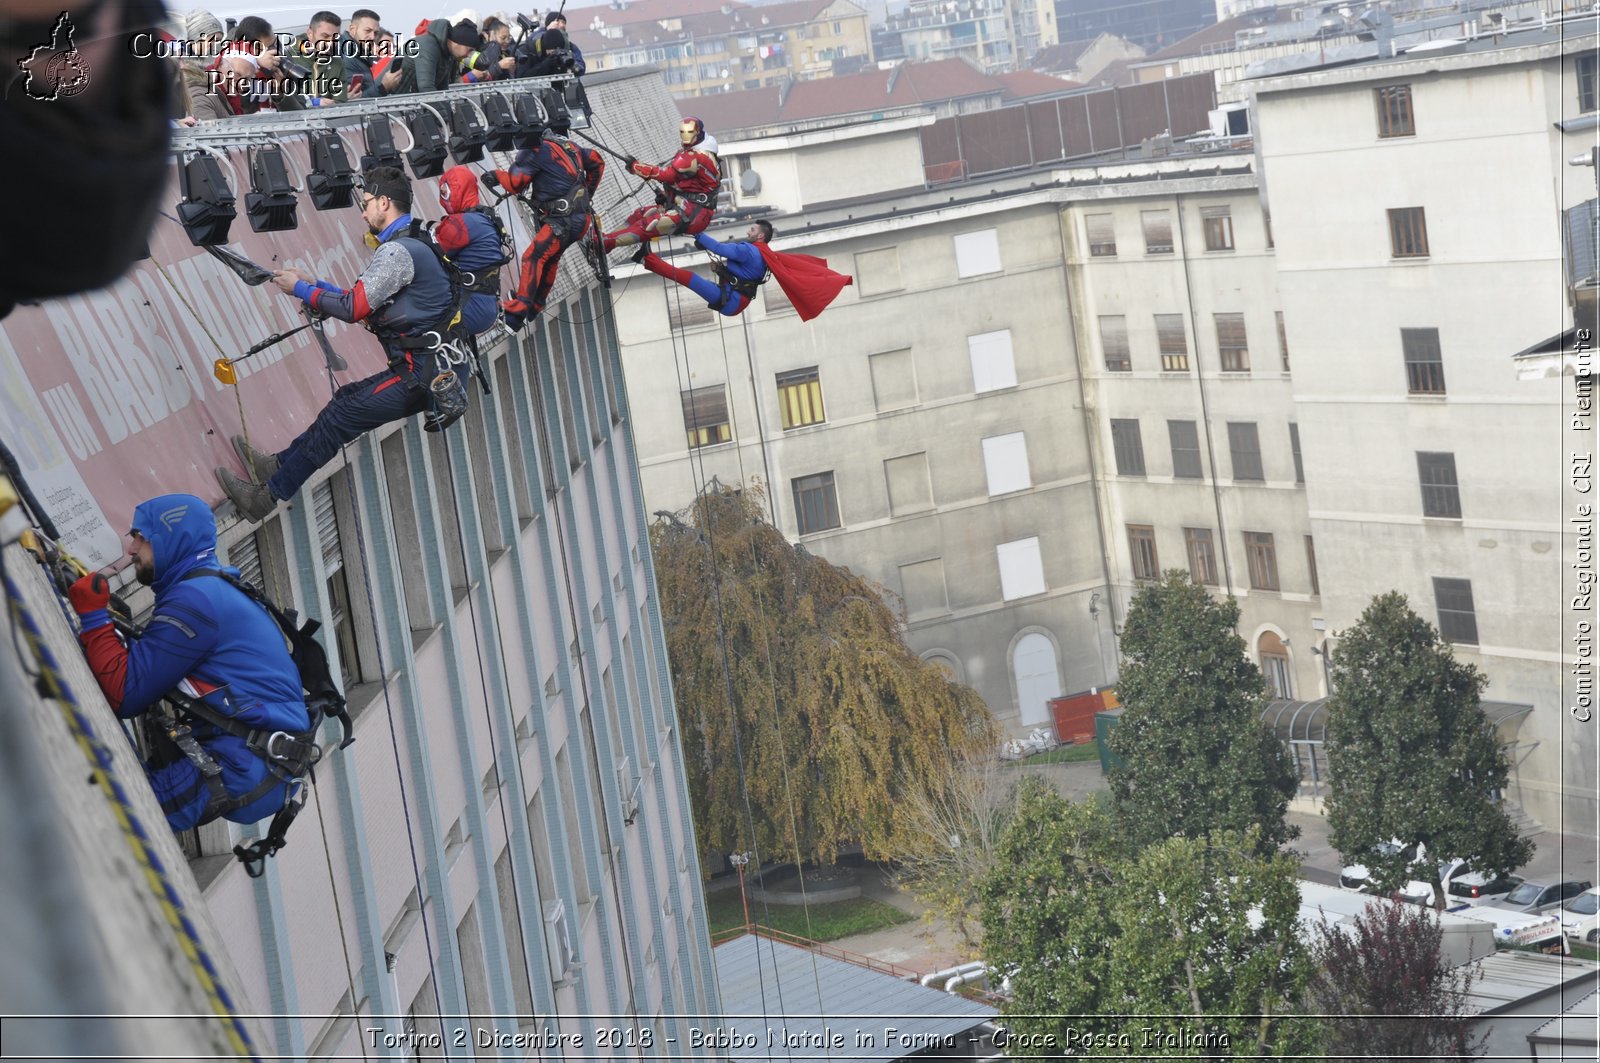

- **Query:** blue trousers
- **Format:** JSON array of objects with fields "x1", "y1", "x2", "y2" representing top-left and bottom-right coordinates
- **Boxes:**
[
  {"x1": 148, "y1": 735, "x2": 292, "y2": 830},
  {"x1": 270, "y1": 351, "x2": 439, "y2": 501}
]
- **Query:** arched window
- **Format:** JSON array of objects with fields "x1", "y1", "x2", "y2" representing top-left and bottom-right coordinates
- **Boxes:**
[
  {"x1": 922, "y1": 650, "x2": 963, "y2": 683},
  {"x1": 1012, "y1": 632, "x2": 1060, "y2": 726},
  {"x1": 1258, "y1": 630, "x2": 1293, "y2": 700}
]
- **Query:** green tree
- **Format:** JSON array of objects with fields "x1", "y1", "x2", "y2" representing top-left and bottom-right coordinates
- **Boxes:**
[
  {"x1": 1324, "y1": 592, "x2": 1532, "y2": 909},
  {"x1": 650, "y1": 485, "x2": 996, "y2": 869},
  {"x1": 981, "y1": 779, "x2": 1321, "y2": 1057},
  {"x1": 1308, "y1": 898, "x2": 1484, "y2": 1061},
  {"x1": 1107, "y1": 571, "x2": 1299, "y2": 855}
]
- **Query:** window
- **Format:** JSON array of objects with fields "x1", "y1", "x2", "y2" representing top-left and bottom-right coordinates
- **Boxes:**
[
  {"x1": 1228, "y1": 422, "x2": 1263, "y2": 482},
  {"x1": 982, "y1": 432, "x2": 1031, "y2": 495},
  {"x1": 792, "y1": 472, "x2": 840, "y2": 534},
  {"x1": 996, "y1": 536, "x2": 1046, "y2": 600},
  {"x1": 953, "y1": 228, "x2": 1001, "y2": 278},
  {"x1": 855, "y1": 247, "x2": 903, "y2": 295},
  {"x1": 1156, "y1": 314, "x2": 1188, "y2": 372},
  {"x1": 1110, "y1": 418, "x2": 1146, "y2": 477},
  {"x1": 1099, "y1": 315, "x2": 1131, "y2": 372},
  {"x1": 1417, "y1": 451, "x2": 1462, "y2": 518},
  {"x1": 313, "y1": 479, "x2": 363, "y2": 688},
  {"x1": 1215, "y1": 313, "x2": 1249, "y2": 372},
  {"x1": 883, "y1": 452, "x2": 933, "y2": 515},
  {"x1": 1276, "y1": 311, "x2": 1289, "y2": 372},
  {"x1": 1433, "y1": 577, "x2": 1478, "y2": 644},
  {"x1": 1201, "y1": 205, "x2": 1234, "y2": 251},
  {"x1": 1127, "y1": 524, "x2": 1159, "y2": 581},
  {"x1": 1402, "y1": 328, "x2": 1446, "y2": 394},
  {"x1": 1305, "y1": 535, "x2": 1319, "y2": 596},
  {"x1": 1264, "y1": 211, "x2": 1274, "y2": 249},
  {"x1": 1289, "y1": 423, "x2": 1304, "y2": 485},
  {"x1": 870, "y1": 348, "x2": 919, "y2": 409},
  {"x1": 1142, "y1": 209, "x2": 1173, "y2": 254},
  {"x1": 668, "y1": 288, "x2": 714, "y2": 329},
  {"x1": 899, "y1": 558, "x2": 949, "y2": 619},
  {"x1": 968, "y1": 330, "x2": 1017, "y2": 392},
  {"x1": 1388, "y1": 207, "x2": 1430, "y2": 258},
  {"x1": 1580, "y1": 53, "x2": 1598, "y2": 113},
  {"x1": 1375, "y1": 84, "x2": 1415, "y2": 137},
  {"x1": 1184, "y1": 527, "x2": 1218, "y2": 585},
  {"x1": 681, "y1": 385, "x2": 730, "y2": 449},
  {"x1": 1245, "y1": 531, "x2": 1279, "y2": 591},
  {"x1": 1085, "y1": 213, "x2": 1116, "y2": 256},
  {"x1": 777, "y1": 367, "x2": 825, "y2": 429},
  {"x1": 1168, "y1": 420, "x2": 1202, "y2": 479},
  {"x1": 762, "y1": 281, "x2": 794, "y2": 316}
]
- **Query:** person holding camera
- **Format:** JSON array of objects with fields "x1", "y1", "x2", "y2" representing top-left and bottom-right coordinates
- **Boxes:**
[{"x1": 516, "y1": 10, "x2": 584, "y2": 78}]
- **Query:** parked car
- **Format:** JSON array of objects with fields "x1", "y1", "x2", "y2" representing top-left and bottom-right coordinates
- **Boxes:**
[
  {"x1": 1393, "y1": 858, "x2": 1524, "y2": 908},
  {"x1": 1339, "y1": 841, "x2": 1422, "y2": 893},
  {"x1": 1556, "y1": 887, "x2": 1600, "y2": 943},
  {"x1": 1483, "y1": 878, "x2": 1593, "y2": 916},
  {"x1": 1444, "y1": 867, "x2": 1525, "y2": 908}
]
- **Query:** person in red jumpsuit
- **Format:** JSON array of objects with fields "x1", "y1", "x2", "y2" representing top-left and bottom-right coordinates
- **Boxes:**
[{"x1": 603, "y1": 117, "x2": 721, "y2": 253}]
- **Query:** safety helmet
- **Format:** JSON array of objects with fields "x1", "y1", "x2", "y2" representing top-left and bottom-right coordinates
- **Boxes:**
[{"x1": 679, "y1": 116, "x2": 705, "y2": 148}]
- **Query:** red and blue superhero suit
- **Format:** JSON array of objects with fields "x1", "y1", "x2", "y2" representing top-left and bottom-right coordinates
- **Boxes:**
[
  {"x1": 488, "y1": 132, "x2": 604, "y2": 331},
  {"x1": 640, "y1": 231, "x2": 767, "y2": 317},
  {"x1": 264, "y1": 213, "x2": 460, "y2": 501},
  {"x1": 435, "y1": 166, "x2": 510, "y2": 336},
  {"x1": 602, "y1": 145, "x2": 720, "y2": 252},
  {"x1": 69, "y1": 495, "x2": 308, "y2": 831}
]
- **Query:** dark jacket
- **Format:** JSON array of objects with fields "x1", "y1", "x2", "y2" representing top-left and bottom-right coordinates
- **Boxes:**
[
  {"x1": 398, "y1": 18, "x2": 456, "y2": 95},
  {"x1": 338, "y1": 30, "x2": 386, "y2": 97},
  {"x1": 292, "y1": 214, "x2": 457, "y2": 343}
]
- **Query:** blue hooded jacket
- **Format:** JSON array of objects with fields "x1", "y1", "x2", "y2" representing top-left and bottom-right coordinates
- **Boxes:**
[{"x1": 116, "y1": 494, "x2": 306, "y2": 727}]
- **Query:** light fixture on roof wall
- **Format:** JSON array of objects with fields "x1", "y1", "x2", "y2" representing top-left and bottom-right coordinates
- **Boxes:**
[
  {"x1": 176, "y1": 150, "x2": 237, "y2": 246},
  {"x1": 481, "y1": 93, "x2": 520, "y2": 152},
  {"x1": 360, "y1": 115, "x2": 404, "y2": 172},
  {"x1": 244, "y1": 145, "x2": 299, "y2": 232},
  {"x1": 448, "y1": 100, "x2": 488, "y2": 164},
  {"x1": 306, "y1": 130, "x2": 356, "y2": 210},
  {"x1": 406, "y1": 108, "x2": 450, "y2": 179}
]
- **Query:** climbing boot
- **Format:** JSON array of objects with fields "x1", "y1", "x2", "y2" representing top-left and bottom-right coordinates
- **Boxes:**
[
  {"x1": 215, "y1": 467, "x2": 276, "y2": 523},
  {"x1": 231, "y1": 434, "x2": 278, "y2": 483}
]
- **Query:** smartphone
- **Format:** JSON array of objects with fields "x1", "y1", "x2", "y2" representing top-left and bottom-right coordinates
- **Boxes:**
[{"x1": 348, "y1": 74, "x2": 367, "y2": 93}]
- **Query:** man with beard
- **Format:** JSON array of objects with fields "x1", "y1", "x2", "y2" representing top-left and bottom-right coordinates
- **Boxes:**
[
  {"x1": 67, "y1": 496, "x2": 310, "y2": 831},
  {"x1": 215, "y1": 166, "x2": 466, "y2": 521}
]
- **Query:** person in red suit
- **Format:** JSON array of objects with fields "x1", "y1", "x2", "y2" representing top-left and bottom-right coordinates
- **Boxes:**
[{"x1": 603, "y1": 117, "x2": 720, "y2": 253}]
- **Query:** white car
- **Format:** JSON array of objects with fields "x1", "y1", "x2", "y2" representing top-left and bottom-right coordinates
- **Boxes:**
[
  {"x1": 1339, "y1": 841, "x2": 1423, "y2": 893},
  {"x1": 1557, "y1": 887, "x2": 1600, "y2": 943},
  {"x1": 1397, "y1": 859, "x2": 1522, "y2": 908}
]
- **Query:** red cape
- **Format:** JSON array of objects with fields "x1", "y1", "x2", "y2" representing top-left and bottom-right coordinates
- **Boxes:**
[{"x1": 757, "y1": 244, "x2": 852, "y2": 322}]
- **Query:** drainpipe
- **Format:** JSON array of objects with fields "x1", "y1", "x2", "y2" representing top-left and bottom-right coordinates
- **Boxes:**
[
  {"x1": 1174, "y1": 191, "x2": 1238, "y2": 595},
  {"x1": 920, "y1": 961, "x2": 985, "y2": 988},
  {"x1": 1060, "y1": 210, "x2": 1124, "y2": 661},
  {"x1": 946, "y1": 967, "x2": 992, "y2": 993}
]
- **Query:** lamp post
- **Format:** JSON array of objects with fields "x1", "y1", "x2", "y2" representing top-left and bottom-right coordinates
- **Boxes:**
[{"x1": 729, "y1": 852, "x2": 752, "y2": 930}]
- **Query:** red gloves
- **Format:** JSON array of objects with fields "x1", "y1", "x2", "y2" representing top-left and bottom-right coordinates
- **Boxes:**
[
  {"x1": 629, "y1": 158, "x2": 657, "y2": 181},
  {"x1": 67, "y1": 572, "x2": 109, "y2": 615}
]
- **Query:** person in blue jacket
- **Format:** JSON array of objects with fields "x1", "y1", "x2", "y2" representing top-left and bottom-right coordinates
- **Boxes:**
[
  {"x1": 637, "y1": 221, "x2": 772, "y2": 317},
  {"x1": 67, "y1": 494, "x2": 311, "y2": 832},
  {"x1": 433, "y1": 165, "x2": 510, "y2": 336}
]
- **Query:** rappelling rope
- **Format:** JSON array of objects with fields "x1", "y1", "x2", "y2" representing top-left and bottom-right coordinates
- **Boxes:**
[
  {"x1": 0, "y1": 559, "x2": 260, "y2": 1062},
  {"x1": 309, "y1": 775, "x2": 368, "y2": 1061}
]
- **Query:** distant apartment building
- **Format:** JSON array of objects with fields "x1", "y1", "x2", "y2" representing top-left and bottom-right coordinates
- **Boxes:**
[
  {"x1": 877, "y1": 0, "x2": 1060, "y2": 72},
  {"x1": 1055, "y1": 0, "x2": 1217, "y2": 53},
  {"x1": 1253, "y1": 18, "x2": 1599, "y2": 833},
  {"x1": 573, "y1": 0, "x2": 872, "y2": 95},
  {"x1": 1030, "y1": 31, "x2": 1147, "y2": 82}
]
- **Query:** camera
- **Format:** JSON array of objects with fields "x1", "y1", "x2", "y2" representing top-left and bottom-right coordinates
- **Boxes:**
[
  {"x1": 281, "y1": 57, "x2": 312, "y2": 81},
  {"x1": 516, "y1": 13, "x2": 538, "y2": 36}
]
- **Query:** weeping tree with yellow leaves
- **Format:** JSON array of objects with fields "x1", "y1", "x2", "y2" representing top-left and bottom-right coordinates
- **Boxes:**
[{"x1": 650, "y1": 484, "x2": 997, "y2": 871}]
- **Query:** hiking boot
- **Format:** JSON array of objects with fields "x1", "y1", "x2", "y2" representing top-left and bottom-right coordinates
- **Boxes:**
[
  {"x1": 215, "y1": 467, "x2": 276, "y2": 523},
  {"x1": 231, "y1": 434, "x2": 278, "y2": 483}
]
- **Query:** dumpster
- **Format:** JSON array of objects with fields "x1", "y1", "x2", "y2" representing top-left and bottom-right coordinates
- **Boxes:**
[
  {"x1": 1049, "y1": 687, "x2": 1120, "y2": 744},
  {"x1": 1094, "y1": 707, "x2": 1125, "y2": 774}
]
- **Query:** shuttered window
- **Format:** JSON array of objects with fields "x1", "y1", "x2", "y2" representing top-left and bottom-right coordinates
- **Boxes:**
[
  {"x1": 314, "y1": 481, "x2": 341, "y2": 575},
  {"x1": 776, "y1": 367, "x2": 825, "y2": 429},
  {"x1": 1155, "y1": 314, "x2": 1188, "y2": 372},
  {"x1": 1127, "y1": 525, "x2": 1158, "y2": 581},
  {"x1": 228, "y1": 531, "x2": 264, "y2": 591},
  {"x1": 1215, "y1": 313, "x2": 1249, "y2": 372},
  {"x1": 681, "y1": 386, "x2": 731, "y2": 449},
  {"x1": 314, "y1": 479, "x2": 360, "y2": 688},
  {"x1": 1110, "y1": 419, "x2": 1146, "y2": 477},
  {"x1": 1085, "y1": 213, "x2": 1116, "y2": 257},
  {"x1": 1201, "y1": 205, "x2": 1234, "y2": 251},
  {"x1": 1168, "y1": 420, "x2": 1202, "y2": 479},
  {"x1": 1142, "y1": 210, "x2": 1173, "y2": 254},
  {"x1": 1100, "y1": 315, "x2": 1131, "y2": 372},
  {"x1": 1388, "y1": 207, "x2": 1430, "y2": 258}
]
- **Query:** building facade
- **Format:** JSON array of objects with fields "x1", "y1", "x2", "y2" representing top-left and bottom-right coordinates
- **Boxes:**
[
  {"x1": 0, "y1": 70, "x2": 724, "y2": 1057},
  {"x1": 1253, "y1": 23, "x2": 1599, "y2": 833}
]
